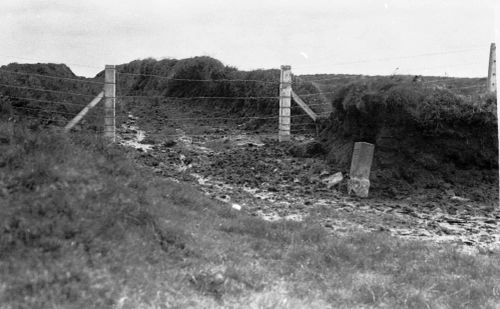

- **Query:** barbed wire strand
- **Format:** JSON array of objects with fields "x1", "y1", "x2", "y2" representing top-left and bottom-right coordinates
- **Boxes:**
[
  {"x1": 10, "y1": 114, "x2": 70, "y2": 122},
  {"x1": 117, "y1": 71, "x2": 279, "y2": 84},
  {"x1": 2, "y1": 94, "x2": 98, "y2": 107},
  {"x1": 11, "y1": 105, "x2": 103, "y2": 118},
  {"x1": 11, "y1": 106, "x2": 82, "y2": 116},
  {"x1": 0, "y1": 83, "x2": 97, "y2": 98},
  {"x1": 117, "y1": 95, "x2": 279, "y2": 100}
]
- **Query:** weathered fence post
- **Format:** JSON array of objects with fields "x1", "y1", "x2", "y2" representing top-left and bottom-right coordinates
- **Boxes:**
[
  {"x1": 279, "y1": 65, "x2": 292, "y2": 142},
  {"x1": 104, "y1": 65, "x2": 116, "y2": 141},
  {"x1": 348, "y1": 142, "x2": 375, "y2": 198},
  {"x1": 487, "y1": 43, "x2": 496, "y2": 93}
]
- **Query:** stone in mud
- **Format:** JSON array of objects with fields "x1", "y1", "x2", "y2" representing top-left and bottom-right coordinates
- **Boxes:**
[
  {"x1": 348, "y1": 177, "x2": 370, "y2": 198},
  {"x1": 139, "y1": 137, "x2": 156, "y2": 144},
  {"x1": 162, "y1": 140, "x2": 177, "y2": 147},
  {"x1": 444, "y1": 189, "x2": 455, "y2": 197},
  {"x1": 322, "y1": 172, "x2": 343, "y2": 189},
  {"x1": 450, "y1": 196, "x2": 470, "y2": 202},
  {"x1": 288, "y1": 141, "x2": 325, "y2": 158}
]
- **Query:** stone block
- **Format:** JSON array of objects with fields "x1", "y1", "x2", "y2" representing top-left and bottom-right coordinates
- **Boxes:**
[{"x1": 348, "y1": 142, "x2": 374, "y2": 197}]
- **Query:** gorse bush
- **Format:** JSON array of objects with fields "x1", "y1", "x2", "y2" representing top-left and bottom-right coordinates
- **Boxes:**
[
  {"x1": 331, "y1": 79, "x2": 497, "y2": 136},
  {"x1": 1, "y1": 57, "x2": 319, "y2": 129},
  {"x1": 323, "y1": 79, "x2": 498, "y2": 175},
  {"x1": 0, "y1": 63, "x2": 102, "y2": 119},
  {"x1": 117, "y1": 56, "x2": 319, "y2": 117}
]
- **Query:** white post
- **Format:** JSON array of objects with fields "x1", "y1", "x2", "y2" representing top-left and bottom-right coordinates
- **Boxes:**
[
  {"x1": 487, "y1": 43, "x2": 496, "y2": 93},
  {"x1": 104, "y1": 65, "x2": 116, "y2": 141},
  {"x1": 279, "y1": 65, "x2": 292, "y2": 142}
]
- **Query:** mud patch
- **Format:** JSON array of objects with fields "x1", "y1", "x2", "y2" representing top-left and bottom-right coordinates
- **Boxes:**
[{"x1": 118, "y1": 115, "x2": 500, "y2": 253}]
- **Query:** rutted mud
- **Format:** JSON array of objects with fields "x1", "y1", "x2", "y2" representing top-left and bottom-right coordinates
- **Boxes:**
[{"x1": 118, "y1": 116, "x2": 500, "y2": 253}]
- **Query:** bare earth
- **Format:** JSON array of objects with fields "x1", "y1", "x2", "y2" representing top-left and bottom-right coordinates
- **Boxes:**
[{"x1": 118, "y1": 115, "x2": 500, "y2": 255}]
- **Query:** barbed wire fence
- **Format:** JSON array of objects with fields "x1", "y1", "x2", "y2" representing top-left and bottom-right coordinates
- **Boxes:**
[{"x1": 0, "y1": 43, "x2": 495, "y2": 143}]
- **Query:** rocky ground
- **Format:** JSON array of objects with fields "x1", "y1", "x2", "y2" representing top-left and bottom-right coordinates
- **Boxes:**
[{"x1": 117, "y1": 114, "x2": 500, "y2": 254}]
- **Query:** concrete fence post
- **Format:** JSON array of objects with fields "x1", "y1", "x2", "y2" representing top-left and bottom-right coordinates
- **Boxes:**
[
  {"x1": 279, "y1": 65, "x2": 292, "y2": 142},
  {"x1": 104, "y1": 65, "x2": 116, "y2": 141},
  {"x1": 487, "y1": 43, "x2": 496, "y2": 93}
]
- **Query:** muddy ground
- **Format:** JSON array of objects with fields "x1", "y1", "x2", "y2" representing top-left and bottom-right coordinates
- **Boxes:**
[{"x1": 116, "y1": 113, "x2": 500, "y2": 254}]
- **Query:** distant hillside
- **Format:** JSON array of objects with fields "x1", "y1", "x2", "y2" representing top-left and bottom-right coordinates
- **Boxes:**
[
  {"x1": 0, "y1": 58, "x2": 318, "y2": 127},
  {"x1": 114, "y1": 56, "x2": 281, "y2": 115},
  {"x1": 0, "y1": 63, "x2": 102, "y2": 127},
  {"x1": 0, "y1": 57, "x2": 491, "y2": 133},
  {"x1": 298, "y1": 73, "x2": 488, "y2": 97}
]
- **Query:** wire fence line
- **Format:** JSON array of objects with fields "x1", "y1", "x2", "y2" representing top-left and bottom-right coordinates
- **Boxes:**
[
  {"x1": 0, "y1": 83, "x2": 97, "y2": 98},
  {"x1": 0, "y1": 72, "x2": 487, "y2": 105},
  {"x1": 117, "y1": 95, "x2": 280, "y2": 100},
  {"x1": 115, "y1": 112, "x2": 328, "y2": 122},
  {"x1": 2, "y1": 94, "x2": 95, "y2": 107},
  {"x1": 117, "y1": 71, "x2": 280, "y2": 84},
  {"x1": 0, "y1": 78, "x2": 484, "y2": 104},
  {"x1": 11, "y1": 106, "x2": 84, "y2": 116},
  {"x1": 1, "y1": 48, "x2": 492, "y2": 139},
  {"x1": 1, "y1": 72, "x2": 488, "y2": 129}
]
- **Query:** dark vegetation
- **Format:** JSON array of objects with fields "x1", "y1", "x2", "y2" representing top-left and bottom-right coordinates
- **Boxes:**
[
  {"x1": 0, "y1": 57, "x2": 319, "y2": 133},
  {"x1": 318, "y1": 77, "x2": 498, "y2": 200},
  {"x1": 114, "y1": 56, "x2": 319, "y2": 132},
  {"x1": 1, "y1": 120, "x2": 499, "y2": 308},
  {"x1": 0, "y1": 58, "x2": 497, "y2": 199},
  {"x1": 0, "y1": 63, "x2": 103, "y2": 129},
  {"x1": 117, "y1": 56, "x2": 278, "y2": 115}
]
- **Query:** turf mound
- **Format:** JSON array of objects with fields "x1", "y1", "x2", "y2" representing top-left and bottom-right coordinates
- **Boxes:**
[{"x1": 319, "y1": 78, "x2": 498, "y2": 200}]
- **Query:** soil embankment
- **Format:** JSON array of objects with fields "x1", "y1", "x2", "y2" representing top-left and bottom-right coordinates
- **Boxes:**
[{"x1": 318, "y1": 79, "x2": 498, "y2": 203}]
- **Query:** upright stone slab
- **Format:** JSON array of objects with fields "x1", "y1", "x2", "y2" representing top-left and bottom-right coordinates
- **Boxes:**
[{"x1": 348, "y1": 142, "x2": 374, "y2": 198}]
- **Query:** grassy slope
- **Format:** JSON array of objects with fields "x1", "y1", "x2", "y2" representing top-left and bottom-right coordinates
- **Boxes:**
[{"x1": 1, "y1": 121, "x2": 499, "y2": 309}]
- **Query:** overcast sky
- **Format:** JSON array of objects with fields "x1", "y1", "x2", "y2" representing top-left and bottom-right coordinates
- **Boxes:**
[{"x1": 0, "y1": 0, "x2": 497, "y2": 77}]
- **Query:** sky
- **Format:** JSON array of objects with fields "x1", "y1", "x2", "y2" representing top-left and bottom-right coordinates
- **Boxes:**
[{"x1": 0, "y1": 0, "x2": 497, "y2": 78}]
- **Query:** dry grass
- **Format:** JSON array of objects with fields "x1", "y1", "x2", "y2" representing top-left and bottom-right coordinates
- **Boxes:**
[{"x1": 0, "y1": 120, "x2": 499, "y2": 308}]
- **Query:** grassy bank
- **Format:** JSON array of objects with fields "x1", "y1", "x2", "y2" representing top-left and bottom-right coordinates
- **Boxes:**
[{"x1": 1, "y1": 121, "x2": 499, "y2": 308}]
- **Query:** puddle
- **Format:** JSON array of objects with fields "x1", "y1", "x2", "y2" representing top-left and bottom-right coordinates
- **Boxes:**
[{"x1": 118, "y1": 119, "x2": 153, "y2": 151}]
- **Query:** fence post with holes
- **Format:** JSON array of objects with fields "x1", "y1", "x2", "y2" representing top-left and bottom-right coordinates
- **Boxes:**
[
  {"x1": 487, "y1": 43, "x2": 496, "y2": 93},
  {"x1": 279, "y1": 65, "x2": 292, "y2": 142},
  {"x1": 104, "y1": 65, "x2": 116, "y2": 141}
]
